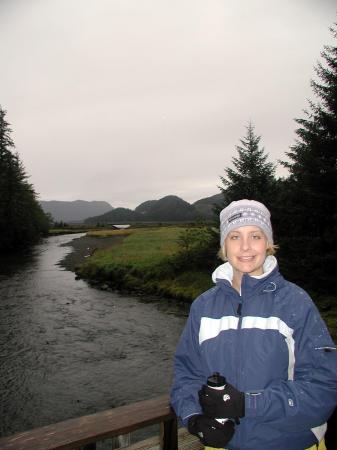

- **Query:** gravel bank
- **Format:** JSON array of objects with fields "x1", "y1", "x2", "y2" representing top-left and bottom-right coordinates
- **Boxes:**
[{"x1": 58, "y1": 234, "x2": 125, "y2": 272}]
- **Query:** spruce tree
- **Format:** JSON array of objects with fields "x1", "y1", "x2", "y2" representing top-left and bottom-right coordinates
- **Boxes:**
[
  {"x1": 279, "y1": 25, "x2": 337, "y2": 293},
  {"x1": 0, "y1": 106, "x2": 49, "y2": 251},
  {"x1": 0, "y1": 107, "x2": 17, "y2": 241},
  {"x1": 219, "y1": 123, "x2": 277, "y2": 206},
  {"x1": 205, "y1": 123, "x2": 278, "y2": 269}
]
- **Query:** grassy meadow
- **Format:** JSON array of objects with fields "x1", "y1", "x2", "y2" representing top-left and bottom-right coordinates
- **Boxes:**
[
  {"x1": 75, "y1": 226, "x2": 337, "y2": 341},
  {"x1": 77, "y1": 226, "x2": 213, "y2": 301}
]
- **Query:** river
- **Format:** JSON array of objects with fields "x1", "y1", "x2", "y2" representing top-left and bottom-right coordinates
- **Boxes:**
[{"x1": 0, "y1": 234, "x2": 189, "y2": 440}]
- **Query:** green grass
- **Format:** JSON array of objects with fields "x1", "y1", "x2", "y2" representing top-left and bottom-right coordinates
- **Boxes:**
[
  {"x1": 87, "y1": 229, "x2": 133, "y2": 237},
  {"x1": 86, "y1": 227, "x2": 183, "y2": 268},
  {"x1": 76, "y1": 226, "x2": 337, "y2": 340},
  {"x1": 77, "y1": 226, "x2": 213, "y2": 301},
  {"x1": 156, "y1": 271, "x2": 213, "y2": 301}
]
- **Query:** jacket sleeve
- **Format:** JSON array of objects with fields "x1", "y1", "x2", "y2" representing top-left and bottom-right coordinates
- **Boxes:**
[
  {"x1": 170, "y1": 299, "x2": 206, "y2": 426},
  {"x1": 246, "y1": 296, "x2": 337, "y2": 434}
]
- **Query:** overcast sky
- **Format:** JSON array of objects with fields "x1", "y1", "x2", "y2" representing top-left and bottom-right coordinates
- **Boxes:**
[{"x1": 0, "y1": 0, "x2": 336, "y2": 209}]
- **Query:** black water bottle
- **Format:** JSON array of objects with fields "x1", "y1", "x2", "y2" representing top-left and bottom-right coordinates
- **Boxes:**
[{"x1": 207, "y1": 372, "x2": 228, "y2": 425}]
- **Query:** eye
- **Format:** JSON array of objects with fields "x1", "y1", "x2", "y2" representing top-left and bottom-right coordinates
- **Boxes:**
[
  {"x1": 252, "y1": 234, "x2": 262, "y2": 240},
  {"x1": 229, "y1": 234, "x2": 239, "y2": 240}
]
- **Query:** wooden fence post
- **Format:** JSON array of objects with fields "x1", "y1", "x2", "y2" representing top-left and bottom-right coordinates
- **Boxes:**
[
  {"x1": 82, "y1": 444, "x2": 96, "y2": 450},
  {"x1": 159, "y1": 416, "x2": 178, "y2": 450}
]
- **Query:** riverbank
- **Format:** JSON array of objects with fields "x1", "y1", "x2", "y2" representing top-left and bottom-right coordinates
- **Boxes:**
[
  {"x1": 60, "y1": 230, "x2": 337, "y2": 341},
  {"x1": 59, "y1": 233, "x2": 126, "y2": 272},
  {"x1": 63, "y1": 228, "x2": 213, "y2": 302}
]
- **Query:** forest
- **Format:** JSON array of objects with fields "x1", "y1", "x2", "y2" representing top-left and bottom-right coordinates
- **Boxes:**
[{"x1": 0, "y1": 107, "x2": 50, "y2": 252}]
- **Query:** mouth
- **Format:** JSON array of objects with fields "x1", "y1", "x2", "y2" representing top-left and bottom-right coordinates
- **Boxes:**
[{"x1": 237, "y1": 256, "x2": 255, "y2": 262}]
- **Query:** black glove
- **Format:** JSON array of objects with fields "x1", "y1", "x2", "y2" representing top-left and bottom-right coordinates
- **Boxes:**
[
  {"x1": 187, "y1": 414, "x2": 235, "y2": 448},
  {"x1": 199, "y1": 382, "x2": 245, "y2": 419}
]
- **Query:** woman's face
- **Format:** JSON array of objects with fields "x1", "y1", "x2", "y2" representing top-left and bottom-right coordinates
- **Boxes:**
[{"x1": 224, "y1": 225, "x2": 268, "y2": 278}]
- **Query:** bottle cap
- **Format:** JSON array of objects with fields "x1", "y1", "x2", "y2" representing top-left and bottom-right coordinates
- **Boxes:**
[{"x1": 207, "y1": 372, "x2": 226, "y2": 387}]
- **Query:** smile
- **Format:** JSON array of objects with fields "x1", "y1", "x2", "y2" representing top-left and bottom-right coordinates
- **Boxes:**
[{"x1": 238, "y1": 256, "x2": 255, "y2": 261}]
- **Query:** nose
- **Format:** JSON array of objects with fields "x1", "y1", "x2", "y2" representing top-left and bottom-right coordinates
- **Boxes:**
[{"x1": 240, "y1": 236, "x2": 251, "y2": 251}]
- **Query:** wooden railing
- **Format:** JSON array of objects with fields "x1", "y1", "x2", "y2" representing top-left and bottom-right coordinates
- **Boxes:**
[{"x1": 0, "y1": 395, "x2": 178, "y2": 450}]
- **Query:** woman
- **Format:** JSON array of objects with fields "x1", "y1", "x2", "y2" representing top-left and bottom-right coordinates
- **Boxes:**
[{"x1": 170, "y1": 199, "x2": 337, "y2": 450}]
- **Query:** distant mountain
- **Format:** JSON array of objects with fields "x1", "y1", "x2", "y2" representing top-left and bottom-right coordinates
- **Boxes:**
[
  {"x1": 192, "y1": 193, "x2": 223, "y2": 218},
  {"x1": 84, "y1": 194, "x2": 223, "y2": 224},
  {"x1": 40, "y1": 200, "x2": 113, "y2": 223},
  {"x1": 135, "y1": 200, "x2": 158, "y2": 216},
  {"x1": 90, "y1": 207, "x2": 137, "y2": 224},
  {"x1": 137, "y1": 195, "x2": 198, "y2": 221}
]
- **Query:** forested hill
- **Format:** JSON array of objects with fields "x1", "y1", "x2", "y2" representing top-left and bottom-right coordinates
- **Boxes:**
[{"x1": 84, "y1": 194, "x2": 223, "y2": 224}]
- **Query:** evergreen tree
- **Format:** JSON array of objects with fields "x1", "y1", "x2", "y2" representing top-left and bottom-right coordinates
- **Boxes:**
[
  {"x1": 0, "y1": 106, "x2": 50, "y2": 251},
  {"x1": 282, "y1": 27, "x2": 337, "y2": 236},
  {"x1": 219, "y1": 123, "x2": 277, "y2": 206},
  {"x1": 279, "y1": 25, "x2": 337, "y2": 293},
  {"x1": 0, "y1": 107, "x2": 17, "y2": 240},
  {"x1": 199, "y1": 123, "x2": 278, "y2": 271}
]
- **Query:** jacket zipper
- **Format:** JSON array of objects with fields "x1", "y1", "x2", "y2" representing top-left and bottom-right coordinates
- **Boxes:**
[
  {"x1": 235, "y1": 296, "x2": 244, "y2": 449},
  {"x1": 237, "y1": 302, "x2": 242, "y2": 316}
]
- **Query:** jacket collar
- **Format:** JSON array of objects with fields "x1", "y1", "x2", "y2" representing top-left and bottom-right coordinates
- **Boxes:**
[
  {"x1": 212, "y1": 255, "x2": 280, "y2": 295},
  {"x1": 212, "y1": 255, "x2": 277, "y2": 283}
]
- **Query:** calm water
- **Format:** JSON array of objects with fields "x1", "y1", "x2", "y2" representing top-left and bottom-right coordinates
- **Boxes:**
[{"x1": 0, "y1": 234, "x2": 188, "y2": 438}]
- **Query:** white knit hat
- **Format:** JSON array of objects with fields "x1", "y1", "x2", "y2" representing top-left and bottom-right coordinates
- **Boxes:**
[{"x1": 220, "y1": 199, "x2": 273, "y2": 247}]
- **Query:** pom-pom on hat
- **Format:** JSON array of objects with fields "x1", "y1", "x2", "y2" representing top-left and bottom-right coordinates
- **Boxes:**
[{"x1": 220, "y1": 199, "x2": 273, "y2": 247}]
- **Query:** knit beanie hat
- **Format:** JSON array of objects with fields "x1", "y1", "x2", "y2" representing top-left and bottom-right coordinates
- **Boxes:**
[{"x1": 220, "y1": 199, "x2": 273, "y2": 247}]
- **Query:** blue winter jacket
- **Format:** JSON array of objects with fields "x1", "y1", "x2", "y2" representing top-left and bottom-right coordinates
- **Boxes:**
[{"x1": 170, "y1": 257, "x2": 337, "y2": 450}]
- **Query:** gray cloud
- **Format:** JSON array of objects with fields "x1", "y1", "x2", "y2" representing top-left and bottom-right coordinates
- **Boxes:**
[{"x1": 0, "y1": 0, "x2": 336, "y2": 208}]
